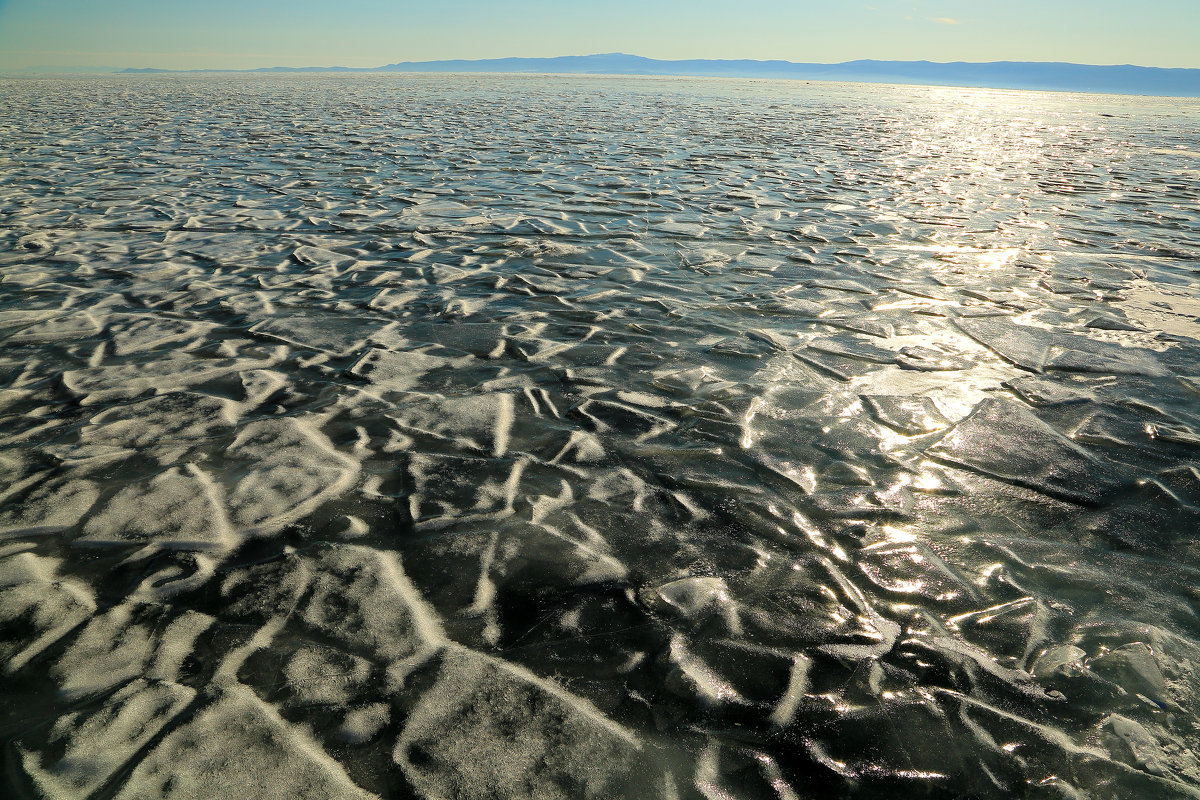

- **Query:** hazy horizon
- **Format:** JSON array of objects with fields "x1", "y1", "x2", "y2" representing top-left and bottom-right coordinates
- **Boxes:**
[
  {"x1": 1, "y1": 0, "x2": 1199, "y2": 72},
  {"x1": 12, "y1": 53, "x2": 1200, "y2": 74},
  {"x1": 11, "y1": 54, "x2": 1199, "y2": 99}
]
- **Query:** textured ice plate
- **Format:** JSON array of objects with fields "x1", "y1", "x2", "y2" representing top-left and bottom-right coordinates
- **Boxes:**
[{"x1": 2, "y1": 75, "x2": 1200, "y2": 799}]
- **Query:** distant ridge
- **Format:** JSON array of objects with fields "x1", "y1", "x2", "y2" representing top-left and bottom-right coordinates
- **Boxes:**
[{"x1": 118, "y1": 53, "x2": 1200, "y2": 96}]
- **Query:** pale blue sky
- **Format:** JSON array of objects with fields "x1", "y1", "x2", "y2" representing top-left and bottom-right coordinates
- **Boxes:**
[{"x1": 1, "y1": 0, "x2": 1197, "y2": 71}]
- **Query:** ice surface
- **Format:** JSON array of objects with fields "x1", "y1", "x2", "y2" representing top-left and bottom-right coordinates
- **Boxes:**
[
  {"x1": 2, "y1": 75, "x2": 1200, "y2": 799},
  {"x1": 226, "y1": 418, "x2": 360, "y2": 533},
  {"x1": 396, "y1": 649, "x2": 654, "y2": 799},
  {"x1": 113, "y1": 686, "x2": 379, "y2": 800},
  {"x1": 927, "y1": 398, "x2": 1126, "y2": 504},
  {"x1": 18, "y1": 678, "x2": 195, "y2": 798},
  {"x1": 78, "y1": 465, "x2": 234, "y2": 551}
]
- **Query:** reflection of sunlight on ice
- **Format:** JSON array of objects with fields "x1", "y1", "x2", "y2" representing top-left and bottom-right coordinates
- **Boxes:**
[
  {"x1": 913, "y1": 467, "x2": 944, "y2": 493},
  {"x1": 865, "y1": 525, "x2": 920, "y2": 547},
  {"x1": 977, "y1": 563, "x2": 1005, "y2": 587},
  {"x1": 947, "y1": 597, "x2": 1034, "y2": 631},
  {"x1": 977, "y1": 247, "x2": 1021, "y2": 270},
  {"x1": 739, "y1": 397, "x2": 766, "y2": 449},
  {"x1": 872, "y1": 295, "x2": 957, "y2": 312}
]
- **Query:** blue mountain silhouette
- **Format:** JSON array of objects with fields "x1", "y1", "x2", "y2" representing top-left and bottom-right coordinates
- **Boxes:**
[{"x1": 120, "y1": 53, "x2": 1200, "y2": 96}]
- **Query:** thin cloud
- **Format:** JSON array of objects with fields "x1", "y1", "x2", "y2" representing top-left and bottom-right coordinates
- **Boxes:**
[{"x1": 929, "y1": 17, "x2": 962, "y2": 25}]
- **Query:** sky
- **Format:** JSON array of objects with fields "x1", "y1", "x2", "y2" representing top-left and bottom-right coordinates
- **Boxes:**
[{"x1": 1, "y1": 0, "x2": 1198, "y2": 72}]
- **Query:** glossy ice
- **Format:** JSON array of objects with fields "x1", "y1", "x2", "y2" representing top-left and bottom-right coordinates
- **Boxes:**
[{"x1": 2, "y1": 74, "x2": 1199, "y2": 799}]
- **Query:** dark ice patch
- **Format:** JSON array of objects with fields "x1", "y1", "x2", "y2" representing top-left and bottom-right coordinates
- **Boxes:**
[
  {"x1": 1005, "y1": 375, "x2": 1095, "y2": 407},
  {"x1": 927, "y1": 398, "x2": 1127, "y2": 505},
  {"x1": 958, "y1": 317, "x2": 1168, "y2": 377}
]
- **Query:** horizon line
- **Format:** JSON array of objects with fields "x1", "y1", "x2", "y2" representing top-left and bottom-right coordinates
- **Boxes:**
[
  {"x1": 16, "y1": 53, "x2": 1200, "y2": 74},
  {"x1": 9, "y1": 53, "x2": 1200, "y2": 96}
]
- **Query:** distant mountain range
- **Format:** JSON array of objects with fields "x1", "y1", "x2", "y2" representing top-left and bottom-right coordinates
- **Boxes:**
[{"x1": 118, "y1": 53, "x2": 1200, "y2": 96}]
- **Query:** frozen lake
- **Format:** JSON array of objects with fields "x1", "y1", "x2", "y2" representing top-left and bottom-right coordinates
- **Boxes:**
[{"x1": 2, "y1": 74, "x2": 1200, "y2": 798}]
